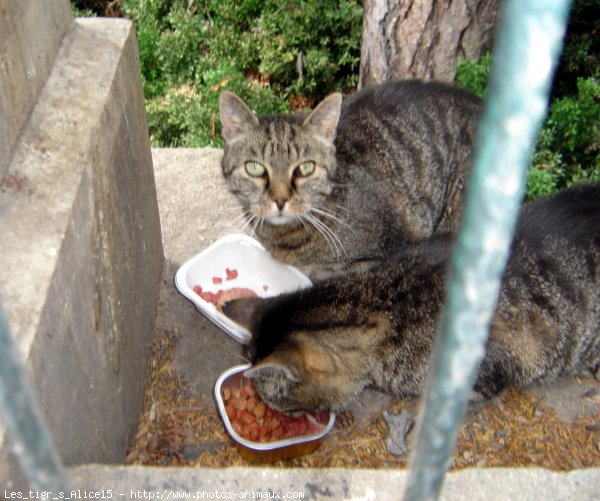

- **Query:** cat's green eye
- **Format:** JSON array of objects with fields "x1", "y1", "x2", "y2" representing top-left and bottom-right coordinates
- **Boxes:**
[
  {"x1": 295, "y1": 161, "x2": 316, "y2": 177},
  {"x1": 245, "y1": 161, "x2": 266, "y2": 178}
]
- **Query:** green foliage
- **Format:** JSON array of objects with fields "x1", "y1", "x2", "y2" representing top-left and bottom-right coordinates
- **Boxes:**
[
  {"x1": 116, "y1": 0, "x2": 362, "y2": 147},
  {"x1": 527, "y1": 76, "x2": 600, "y2": 199},
  {"x1": 70, "y1": 0, "x2": 120, "y2": 17},
  {"x1": 456, "y1": 54, "x2": 600, "y2": 200},
  {"x1": 535, "y1": 77, "x2": 600, "y2": 189},
  {"x1": 71, "y1": 6, "x2": 95, "y2": 16},
  {"x1": 73, "y1": 0, "x2": 597, "y2": 202},
  {"x1": 455, "y1": 55, "x2": 492, "y2": 99},
  {"x1": 250, "y1": 1, "x2": 362, "y2": 96},
  {"x1": 551, "y1": 0, "x2": 600, "y2": 98},
  {"x1": 146, "y1": 67, "x2": 288, "y2": 147},
  {"x1": 456, "y1": 0, "x2": 600, "y2": 200},
  {"x1": 526, "y1": 154, "x2": 562, "y2": 201}
]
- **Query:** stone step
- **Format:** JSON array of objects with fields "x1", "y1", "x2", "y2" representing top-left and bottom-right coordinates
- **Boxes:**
[{"x1": 62, "y1": 463, "x2": 600, "y2": 500}]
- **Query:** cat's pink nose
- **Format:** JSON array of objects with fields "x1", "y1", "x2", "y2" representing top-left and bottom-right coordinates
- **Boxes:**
[{"x1": 274, "y1": 197, "x2": 288, "y2": 211}]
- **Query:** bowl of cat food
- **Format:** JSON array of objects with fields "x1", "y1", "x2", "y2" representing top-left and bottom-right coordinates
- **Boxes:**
[
  {"x1": 215, "y1": 364, "x2": 335, "y2": 463},
  {"x1": 175, "y1": 234, "x2": 312, "y2": 344}
]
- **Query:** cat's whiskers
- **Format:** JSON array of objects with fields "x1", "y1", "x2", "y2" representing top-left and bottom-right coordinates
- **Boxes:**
[
  {"x1": 332, "y1": 202, "x2": 352, "y2": 214},
  {"x1": 214, "y1": 205, "x2": 248, "y2": 212},
  {"x1": 302, "y1": 213, "x2": 348, "y2": 259},
  {"x1": 249, "y1": 216, "x2": 263, "y2": 238},
  {"x1": 312, "y1": 197, "x2": 352, "y2": 218},
  {"x1": 228, "y1": 349, "x2": 251, "y2": 365},
  {"x1": 301, "y1": 214, "x2": 333, "y2": 253},
  {"x1": 296, "y1": 214, "x2": 311, "y2": 234},
  {"x1": 310, "y1": 205, "x2": 353, "y2": 231},
  {"x1": 219, "y1": 210, "x2": 254, "y2": 238},
  {"x1": 238, "y1": 212, "x2": 258, "y2": 235},
  {"x1": 258, "y1": 217, "x2": 266, "y2": 236}
]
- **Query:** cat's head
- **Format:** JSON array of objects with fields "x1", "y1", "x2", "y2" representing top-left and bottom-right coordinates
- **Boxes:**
[
  {"x1": 219, "y1": 91, "x2": 342, "y2": 227},
  {"x1": 222, "y1": 296, "x2": 369, "y2": 415}
]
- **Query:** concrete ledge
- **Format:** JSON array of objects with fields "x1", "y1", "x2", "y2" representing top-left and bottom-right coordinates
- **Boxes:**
[
  {"x1": 0, "y1": 18, "x2": 163, "y2": 485},
  {"x1": 65, "y1": 464, "x2": 600, "y2": 500},
  {"x1": 0, "y1": 0, "x2": 73, "y2": 178}
]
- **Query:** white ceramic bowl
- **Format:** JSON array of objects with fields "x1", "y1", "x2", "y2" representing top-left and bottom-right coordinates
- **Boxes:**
[{"x1": 175, "y1": 234, "x2": 312, "y2": 344}]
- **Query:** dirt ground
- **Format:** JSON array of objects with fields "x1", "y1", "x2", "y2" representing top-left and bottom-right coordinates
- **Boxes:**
[{"x1": 124, "y1": 262, "x2": 600, "y2": 470}]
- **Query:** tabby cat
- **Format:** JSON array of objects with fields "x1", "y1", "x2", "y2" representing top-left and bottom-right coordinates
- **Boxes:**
[
  {"x1": 219, "y1": 81, "x2": 482, "y2": 280},
  {"x1": 223, "y1": 184, "x2": 600, "y2": 414}
]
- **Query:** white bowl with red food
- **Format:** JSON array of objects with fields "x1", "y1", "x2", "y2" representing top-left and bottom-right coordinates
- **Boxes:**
[
  {"x1": 175, "y1": 233, "x2": 312, "y2": 344},
  {"x1": 214, "y1": 364, "x2": 336, "y2": 463}
]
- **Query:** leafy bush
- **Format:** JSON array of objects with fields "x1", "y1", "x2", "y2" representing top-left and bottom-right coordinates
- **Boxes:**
[
  {"x1": 116, "y1": 0, "x2": 362, "y2": 147},
  {"x1": 456, "y1": 58, "x2": 600, "y2": 200},
  {"x1": 551, "y1": 0, "x2": 600, "y2": 98},
  {"x1": 456, "y1": 0, "x2": 600, "y2": 200},
  {"x1": 535, "y1": 77, "x2": 600, "y2": 186},
  {"x1": 73, "y1": 0, "x2": 598, "y2": 198},
  {"x1": 146, "y1": 69, "x2": 288, "y2": 147},
  {"x1": 70, "y1": 0, "x2": 121, "y2": 16},
  {"x1": 455, "y1": 55, "x2": 491, "y2": 99}
]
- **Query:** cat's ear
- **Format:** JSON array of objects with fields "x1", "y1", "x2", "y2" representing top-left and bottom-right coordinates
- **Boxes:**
[
  {"x1": 221, "y1": 296, "x2": 267, "y2": 334},
  {"x1": 244, "y1": 359, "x2": 300, "y2": 383},
  {"x1": 302, "y1": 92, "x2": 342, "y2": 144},
  {"x1": 219, "y1": 91, "x2": 259, "y2": 143}
]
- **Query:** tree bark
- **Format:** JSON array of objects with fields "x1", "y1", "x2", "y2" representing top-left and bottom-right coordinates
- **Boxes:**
[{"x1": 359, "y1": 0, "x2": 500, "y2": 87}]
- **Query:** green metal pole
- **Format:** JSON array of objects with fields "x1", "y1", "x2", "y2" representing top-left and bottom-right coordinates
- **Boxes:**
[
  {"x1": 0, "y1": 306, "x2": 68, "y2": 491},
  {"x1": 404, "y1": 0, "x2": 572, "y2": 499}
]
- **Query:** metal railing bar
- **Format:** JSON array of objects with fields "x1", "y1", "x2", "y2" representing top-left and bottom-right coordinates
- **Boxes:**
[
  {"x1": 403, "y1": 0, "x2": 572, "y2": 499},
  {"x1": 0, "y1": 305, "x2": 68, "y2": 491}
]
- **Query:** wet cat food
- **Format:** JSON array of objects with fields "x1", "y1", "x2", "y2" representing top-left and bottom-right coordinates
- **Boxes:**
[
  {"x1": 225, "y1": 267, "x2": 238, "y2": 280},
  {"x1": 193, "y1": 267, "x2": 258, "y2": 311},
  {"x1": 222, "y1": 378, "x2": 328, "y2": 443},
  {"x1": 193, "y1": 285, "x2": 257, "y2": 311},
  {"x1": 215, "y1": 364, "x2": 335, "y2": 462}
]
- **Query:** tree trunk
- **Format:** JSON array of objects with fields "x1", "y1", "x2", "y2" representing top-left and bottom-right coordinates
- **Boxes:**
[{"x1": 359, "y1": 0, "x2": 500, "y2": 87}]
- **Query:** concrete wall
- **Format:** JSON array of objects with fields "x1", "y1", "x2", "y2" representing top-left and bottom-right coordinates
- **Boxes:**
[
  {"x1": 0, "y1": 0, "x2": 73, "y2": 179},
  {"x1": 0, "y1": 2, "x2": 164, "y2": 488}
]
